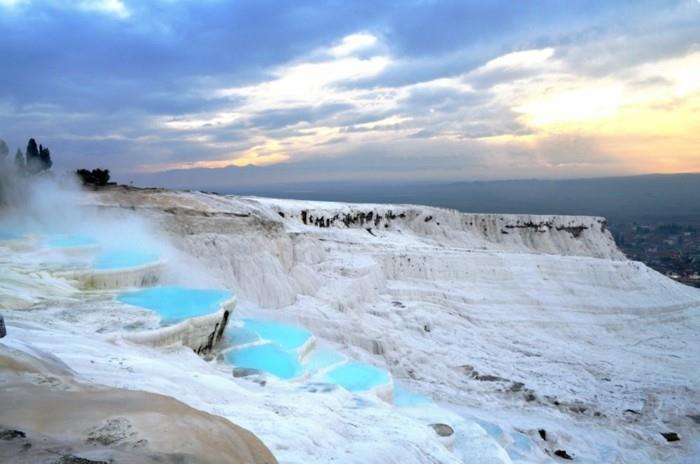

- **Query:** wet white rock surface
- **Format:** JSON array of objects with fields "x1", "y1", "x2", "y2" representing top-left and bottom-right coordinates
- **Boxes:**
[{"x1": 2, "y1": 186, "x2": 699, "y2": 463}]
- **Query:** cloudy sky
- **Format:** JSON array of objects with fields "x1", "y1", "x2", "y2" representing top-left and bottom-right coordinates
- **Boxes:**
[{"x1": 1, "y1": 0, "x2": 699, "y2": 186}]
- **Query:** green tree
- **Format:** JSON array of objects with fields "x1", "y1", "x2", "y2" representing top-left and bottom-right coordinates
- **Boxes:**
[
  {"x1": 25, "y1": 138, "x2": 52, "y2": 174},
  {"x1": 39, "y1": 144, "x2": 52, "y2": 170},
  {"x1": 25, "y1": 138, "x2": 40, "y2": 173},
  {"x1": 76, "y1": 168, "x2": 111, "y2": 186}
]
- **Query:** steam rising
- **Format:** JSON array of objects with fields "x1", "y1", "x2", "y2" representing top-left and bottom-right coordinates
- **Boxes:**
[{"x1": 0, "y1": 160, "x2": 179, "y2": 275}]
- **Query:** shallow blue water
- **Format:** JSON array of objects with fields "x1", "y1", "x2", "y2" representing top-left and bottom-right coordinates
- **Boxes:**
[
  {"x1": 476, "y1": 419, "x2": 504, "y2": 439},
  {"x1": 93, "y1": 250, "x2": 159, "y2": 269},
  {"x1": 222, "y1": 318, "x2": 313, "y2": 380},
  {"x1": 510, "y1": 431, "x2": 532, "y2": 452},
  {"x1": 393, "y1": 384, "x2": 431, "y2": 407},
  {"x1": 242, "y1": 318, "x2": 312, "y2": 350},
  {"x1": 225, "y1": 343, "x2": 302, "y2": 380},
  {"x1": 303, "y1": 350, "x2": 345, "y2": 374},
  {"x1": 226, "y1": 325, "x2": 260, "y2": 346},
  {"x1": 117, "y1": 286, "x2": 232, "y2": 324},
  {"x1": 325, "y1": 361, "x2": 390, "y2": 392},
  {"x1": 506, "y1": 431, "x2": 533, "y2": 461},
  {"x1": 224, "y1": 319, "x2": 394, "y2": 393},
  {"x1": 45, "y1": 234, "x2": 97, "y2": 248}
]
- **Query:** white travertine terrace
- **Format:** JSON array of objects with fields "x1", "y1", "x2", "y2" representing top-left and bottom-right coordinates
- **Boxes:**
[
  {"x1": 2, "y1": 185, "x2": 699, "y2": 464},
  {"x1": 59, "y1": 259, "x2": 166, "y2": 290},
  {"x1": 116, "y1": 296, "x2": 236, "y2": 354}
]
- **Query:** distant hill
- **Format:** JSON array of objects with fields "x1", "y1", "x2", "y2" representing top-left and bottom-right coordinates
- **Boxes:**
[
  {"x1": 126, "y1": 169, "x2": 700, "y2": 224},
  {"x1": 219, "y1": 173, "x2": 700, "y2": 224},
  {"x1": 405, "y1": 174, "x2": 700, "y2": 223}
]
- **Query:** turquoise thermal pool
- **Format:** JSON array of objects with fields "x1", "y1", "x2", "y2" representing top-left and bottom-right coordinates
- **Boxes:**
[
  {"x1": 44, "y1": 234, "x2": 97, "y2": 248},
  {"x1": 476, "y1": 419, "x2": 504, "y2": 440},
  {"x1": 241, "y1": 318, "x2": 312, "y2": 350},
  {"x1": 325, "y1": 361, "x2": 391, "y2": 392},
  {"x1": 225, "y1": 319, "x2": 394, "y2": 394},
  {"x1": 117, "y1": 286, "x2": 232, "y2": 324},
  {"x1": 393, "y1": 385, "x2": 431, "y2": 407},
  {"x1": 224, "y1": 318, "x2": 312, "y2": 379},
  {"x1": 225, "y1": 326, "x2": 260, "y2": 346},
  {"x1": 93, "y1": 250, "x2": 159, "y2": 269},
  {"x1": 510, "y1": 431, "x2": 533, "y2": 454},
  {"x1": 225, "y1": 344, "x2": 302, "y2": 380},
  {"x1": 303, "y1": 350, "x2": 346, "y2": 374}
]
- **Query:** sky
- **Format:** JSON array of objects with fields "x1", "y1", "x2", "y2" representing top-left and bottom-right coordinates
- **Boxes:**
[{"x1": 0, "y1": 0, "x2": 699, "y2": 187}]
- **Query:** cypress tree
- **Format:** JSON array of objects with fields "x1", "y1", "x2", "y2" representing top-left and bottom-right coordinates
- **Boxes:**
[
  {"x1": 25, "y1": 138, "x2": 52, "y2": 173},
  {"x1": 26, "y1": 138, "x2": 40, "y2": 174},
  {"x1": 39, "y1": 145, "x2": 52, "y2": 170}
]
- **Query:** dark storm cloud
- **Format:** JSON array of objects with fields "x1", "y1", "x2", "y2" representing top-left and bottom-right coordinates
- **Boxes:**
[{"x1": 0, "y1": 1, "x2": 374, "y2": 107}]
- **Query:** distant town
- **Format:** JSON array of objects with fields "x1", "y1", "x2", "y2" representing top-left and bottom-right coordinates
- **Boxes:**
[{"x1": 611, "y1": 222, "x2": 700, "y2": 288}]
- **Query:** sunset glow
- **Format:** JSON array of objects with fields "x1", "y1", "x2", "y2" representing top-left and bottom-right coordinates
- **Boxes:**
[{"x1": 0, "y1": 0, "x2": 697, "y2": 181}]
